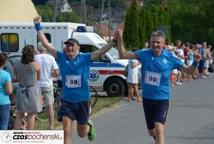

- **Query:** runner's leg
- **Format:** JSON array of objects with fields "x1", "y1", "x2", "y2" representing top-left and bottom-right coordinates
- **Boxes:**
[
  {"x1": 154, "y1": 122, "x2": 165, "y2": 144},
  {"x1": 63, "y1": 116, "x2": 73, "y2": 144}
]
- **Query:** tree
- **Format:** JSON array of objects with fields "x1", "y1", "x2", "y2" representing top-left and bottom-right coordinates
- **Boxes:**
[
  {"x1": 124, "y1": 0, "x2": 139, "y2": 49},
  {"x1": 56, "y1": 12, "x2": 79, "y2": 22},
  {"x1": 169, "y1": 0, "x2": 214, "y2": 44},
  {"x1": 138, "y1": 7, "x2": 147, "y2": 48},
  {"x1": 32, "y1": 0, "x2": 49, "y2": 5},
  {"x1": 35, "y1": 4, "x2": 53, "y2": 22}
]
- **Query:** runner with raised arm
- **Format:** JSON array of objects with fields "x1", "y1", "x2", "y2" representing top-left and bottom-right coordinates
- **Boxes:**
[
  {"x1": 117, "y1": 29, "x2": 201, "y2": 144},
  {"x1": 34, "y1": 16, "x2": 117, "y2": 144}
]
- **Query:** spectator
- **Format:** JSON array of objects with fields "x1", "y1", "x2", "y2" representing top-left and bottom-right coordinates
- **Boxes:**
[
  {"x1": 0, "y1": 52, "x2": 13, "y2": 129},
  {"x1": 167, "y1": 45, "x2": 177, "y2": 86},
  {"x1": 174, "y1": 41, "x2": 183, "y2": 85},
  {"x1": 35, "y1": 44, "x2": 59, "y2": 130},
  {"x1": 198, "y1": 42, "x2": 207, "y2": 78},
  {"x1": 127, "y1": 49, "x2": 141, "y2": 102},
  {"x1": 13, "y1": 45, "x2": 41, "y2": 130},
  {"x1": 144, "y1": 41, "x2": 150, "y2": 49}
]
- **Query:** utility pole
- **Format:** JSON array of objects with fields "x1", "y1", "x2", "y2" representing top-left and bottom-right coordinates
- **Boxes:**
[
  {"x1": 98, "y1": 0, "x2": 105, "y2": 34},
  {"x1": 81, "y1": 0, "x2": 87, "y2": 24},
  {"x1": 101, "y1": 0, "x2": 105, "y2": 20},
  {"x1": 108, "y1": 0, "x2": 112, "y2": 41},
  {"x1": 53, "y1": 0, "x2": 58, "y2": 22}
]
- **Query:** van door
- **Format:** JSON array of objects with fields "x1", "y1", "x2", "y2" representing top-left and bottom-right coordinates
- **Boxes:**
[
  {"x1": 79, "y1": 45, "x2": 127, "y2": 96},
  {"x1": 80, "y1": 44, "x2": 110, "y2": 92}
]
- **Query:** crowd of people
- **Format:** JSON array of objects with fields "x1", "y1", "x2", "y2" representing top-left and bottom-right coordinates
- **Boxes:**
[
  {"x1": 0, "y1": 16, "x2": 214, "y2": 144},
  {"x1": 168, "y1": 41, "x2": 213, "y2": 87}
]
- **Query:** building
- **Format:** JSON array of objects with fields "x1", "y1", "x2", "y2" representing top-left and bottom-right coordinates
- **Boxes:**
[{"x1": 57, "y1": 0, "x2": 72, "y2": 13}]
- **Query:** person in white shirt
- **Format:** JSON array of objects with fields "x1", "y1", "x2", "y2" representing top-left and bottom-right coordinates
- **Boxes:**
[
  {"x1": 127, "y1": 49, "x2": 141, "y2": 102},
  {"x1": 174, "y1": 40, "x2": 184, "y2": 85},
  {"x1": 35, "y1": 44, "x2": 59, "y2": 129}
]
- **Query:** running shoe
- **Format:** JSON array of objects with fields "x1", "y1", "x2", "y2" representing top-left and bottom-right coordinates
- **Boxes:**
[{"x1": 87, "y1": 120, "x2": 96, "y2": 141}]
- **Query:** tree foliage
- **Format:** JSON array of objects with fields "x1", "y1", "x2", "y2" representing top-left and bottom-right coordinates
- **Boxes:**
[
  {"x1": 124, "y1": 0, "x2": 139, "y2": 49},
  {"x1": 32, "y1": 0, "x2": 49, "y2": 5},
  {"x1": 143, "y1": 0, "x2": 214, "y2": 45},
  {"x1": 35, "y1": 4, "x2": 53, "y2": 22},
  {"x1": 170, "y1": 0, "x2": 214, "y2": 45},
  {"x1": 68, "y1": 0, "x2": 125, "y2": 8},
  {"x1": 35, "y1": 3, "x2": 79, "y2": 22},
  {"x1": 124, "y1": 0, "x2": 170, "y2": 49},
  {"x1": 56, "y1": 12, "x2": 79, "y2": 22}
]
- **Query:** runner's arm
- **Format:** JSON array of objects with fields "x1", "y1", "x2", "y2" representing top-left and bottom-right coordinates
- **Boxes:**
[
  {"x1": 34, "y1": 16, "x2": 57, "y2": 58},
  {"x1": 117, "y1": 29, "x2": 137, "y2": 59},
  {"x1": 90, "y1": 32, "x2": 117, "y2": 60}
]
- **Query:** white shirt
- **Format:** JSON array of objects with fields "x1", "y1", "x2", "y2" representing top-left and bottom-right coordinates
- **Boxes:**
[
  {"x1": 176, "y1": 48, "x2": 185, "y2": 63},
  {"x1": 35, "y1": 54, "x2": 59, "y2": 87},
  {"x1": 127, "y1": 59, "x2": 139, "y2": 84}
]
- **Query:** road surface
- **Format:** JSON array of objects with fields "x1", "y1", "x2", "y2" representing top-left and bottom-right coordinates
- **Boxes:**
[{"x1": 74, "y1": 74, "x2": 214, "y2": 144}]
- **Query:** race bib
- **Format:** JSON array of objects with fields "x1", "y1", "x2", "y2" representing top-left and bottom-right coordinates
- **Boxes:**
[
  {"x1": 144, "y1": 71, "x2": 161, "y2": 86},
  {"x1": 65, "y1": 75, "x2": 81, "y2": 88}
]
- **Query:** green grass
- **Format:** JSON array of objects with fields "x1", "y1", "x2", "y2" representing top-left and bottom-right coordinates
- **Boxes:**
[
  {"x1": 35, "y1": 96, "x2": 123, "y2": 130},
  {"x1": 91, "y1": 96, "x2": 123, "y2": 114}
]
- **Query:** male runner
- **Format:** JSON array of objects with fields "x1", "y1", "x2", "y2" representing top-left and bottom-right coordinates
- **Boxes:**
[
  {"x1": 117, "y1": 30, "x2": 200, "y2": 144},
  {"x1": 34, "y1": 16, "x2": 117, "y2": 144}
]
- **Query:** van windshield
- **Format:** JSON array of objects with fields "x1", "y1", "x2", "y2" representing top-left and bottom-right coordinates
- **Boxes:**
[
  {"x1": 98, "y1": 43, "x2": 119, "y2": 59},
  {"x1": 108, "y1": 47, "x2": 119, "y2": 59}
]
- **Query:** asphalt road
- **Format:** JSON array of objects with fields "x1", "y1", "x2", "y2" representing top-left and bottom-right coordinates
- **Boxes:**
[{"x1": 74, "y1": 74, "x2": 214, "y2": 144}]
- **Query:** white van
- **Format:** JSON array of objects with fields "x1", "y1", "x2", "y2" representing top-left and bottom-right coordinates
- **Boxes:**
[{"x1": 0, "y1": 22, "x2": 128, "y2": 96}]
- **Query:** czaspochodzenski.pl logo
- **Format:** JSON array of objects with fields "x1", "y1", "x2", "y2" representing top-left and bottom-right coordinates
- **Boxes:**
[{"x1": 13, "y1": 131, "x2": 63, "y2": 140}]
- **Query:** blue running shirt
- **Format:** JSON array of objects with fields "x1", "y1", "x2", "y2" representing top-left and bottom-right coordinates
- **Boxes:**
[
  {"x1": 57, "y1": 51, "x2": 91, "y2": 103},
  {"x1": 135, "y1": 49, "x2": 184, "y2": 100}
]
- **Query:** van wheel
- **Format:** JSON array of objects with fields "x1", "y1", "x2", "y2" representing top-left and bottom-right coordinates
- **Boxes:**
[{"x1": 105, "y1": 78, "x2": 126, "y2": 96}]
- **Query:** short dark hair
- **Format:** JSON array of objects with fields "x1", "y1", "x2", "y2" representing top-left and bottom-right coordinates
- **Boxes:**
[
  {"x1": 21, "y1": 45, "x2": 35, "y2": 64},
  {"x1": 189, "y1": 44, "x2": 195, "y2": 50},
  {"x1": 0, "y1": 52, "x2": 8, "y2": 67}
]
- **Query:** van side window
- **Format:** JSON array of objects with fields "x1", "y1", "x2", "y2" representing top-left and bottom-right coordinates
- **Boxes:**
[
  {"x1": 37, "y1": 33, "x2": 51, "y2": 43},
  {"x1": 0, "y1": 33, "x2": 19, "y2": 52}
]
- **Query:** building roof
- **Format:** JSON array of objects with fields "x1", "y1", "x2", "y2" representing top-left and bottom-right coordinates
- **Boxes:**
[
  {"x1": 57, "y1": 1, "x2": 72, "y2": 13},
  {"x1": 0, "y1": 0, "x2": 38, "y2": 22}
]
